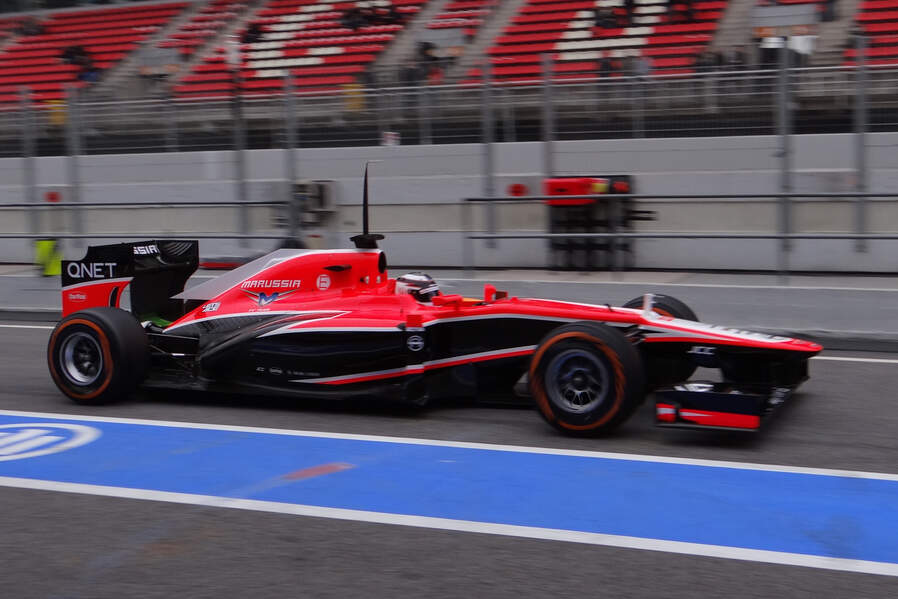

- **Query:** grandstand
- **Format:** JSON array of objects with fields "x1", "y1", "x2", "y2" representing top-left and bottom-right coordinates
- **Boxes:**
[
  {"x1": 0, "y1": 0, "x2": 891, "y2": 145},
  {"x1": 469, "y1": 0, "x2": 725, "y2": 83},
  {"x1": 175, "y1": 0, "x2": 426, "y2": 97},
  {"x1": 845, "y1": 0, "x2": 898, "y2": 65},
  {"x1": 0, "y1": 2, "x2": 188, "y2": 103}
]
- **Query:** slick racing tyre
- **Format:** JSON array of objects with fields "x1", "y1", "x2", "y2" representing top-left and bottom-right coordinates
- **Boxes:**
[
  {"x1": 622, "y1": 294, "x2": 698, "y2": 322},
  {"x1": 529, "y1": 322, "x2": 645, "y2": 435},
  {"x1": 623, "y1": 294, "x2": 698, "y2": 386},
  {"x1": 48, "y1": 307, "x2": 149, "y2": 405}
]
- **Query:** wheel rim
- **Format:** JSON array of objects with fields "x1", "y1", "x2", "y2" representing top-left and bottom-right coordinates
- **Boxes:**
[
  {"x1": 60, "y1": 332, "x2": 103, "y2": 386},
  {"x1": 545, "y1": 349, "x2": 610, "y2": 413}
]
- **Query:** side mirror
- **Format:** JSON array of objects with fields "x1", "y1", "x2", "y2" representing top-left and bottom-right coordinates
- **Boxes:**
[
  {"x1": 483, "y1": 284, "x2": 496, "y2": 302},
  {"x1": 432, "y1": 294, "x2": 463, "y2": 307}
]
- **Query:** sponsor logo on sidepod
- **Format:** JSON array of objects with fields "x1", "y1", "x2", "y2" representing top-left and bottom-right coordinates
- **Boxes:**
[{"x1": 67, "y1": 292, "x2": 87, "y2": 303}]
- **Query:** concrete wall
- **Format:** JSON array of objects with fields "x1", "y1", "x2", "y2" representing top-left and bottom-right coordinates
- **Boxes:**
[{"x1": 1, "y1": 133, "x2": 897, "y2": 270}]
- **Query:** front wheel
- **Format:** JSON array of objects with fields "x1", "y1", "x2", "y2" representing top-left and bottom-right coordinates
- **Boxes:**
[
  {"x1": 529, "y1": 322, "x2": 645, "y2": 435},
  {"x1": 623, "y1": 294, "x2": 699, "y2": 386},
  {"x1": 48, "y1": 307, "x2": 149, "y2": 405}
]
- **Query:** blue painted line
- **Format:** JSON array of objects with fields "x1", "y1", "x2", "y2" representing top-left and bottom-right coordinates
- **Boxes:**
[{"x1": 1, "y1": 413, "x2": 897, "y2": 565}]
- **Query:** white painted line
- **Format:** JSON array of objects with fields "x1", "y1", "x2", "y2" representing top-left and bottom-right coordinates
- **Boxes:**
[
  {"x1": 0, "y1": 324, "x2": 54, "y2": 330},
  {"x1": 813, "y1": 356, "x2": 898, "y2": 365},
  {"x1": 1, "y1": 409, "x2": 898, "y2": 482},
  {"x1": 440, "y1": 278, "x2": 898, "y2": 293},
  {"x1": 0, "y1": 475, "x2": 895, "y2": 577}
]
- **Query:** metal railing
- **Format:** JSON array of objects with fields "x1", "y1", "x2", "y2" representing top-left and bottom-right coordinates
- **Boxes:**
[{"x1": 462, "y1": 192, "x2": 898, "y2": 277}]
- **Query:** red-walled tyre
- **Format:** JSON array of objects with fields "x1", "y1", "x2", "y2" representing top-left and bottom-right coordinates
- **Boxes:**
[
  {"x1": 529, "y1": 322, "x2": 645, "y2": 435},
  {"x1": 623, "y1": 294, "x2": 699, "y2": 385},
  {"x1": 47, "y1": 307, "x2": 149, "y2": 405},
  {"x1": 622, "y1": 294, "x2": 698, "y2": 322}
]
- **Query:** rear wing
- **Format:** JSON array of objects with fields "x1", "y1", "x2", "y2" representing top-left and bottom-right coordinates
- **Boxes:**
[{"x1": 61, "y1": 240, "x2": 199, "y2": 321}]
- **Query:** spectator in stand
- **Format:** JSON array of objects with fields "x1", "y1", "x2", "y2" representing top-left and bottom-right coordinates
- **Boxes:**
[
  {"x1": 595, "y1": 7, "x2": 616, "y2": 29},
  {"x1": 76, "y1": 53, "x2": 100, "y2": 83},
  {"x1": 384, "y1": 2, "x2": 404, "y2": 25},
  {"x1": 242, "y1": 22, "x2": 262, "y2": 45},
  {"x1": 360, "y1": 6, "x2": 377, "y2": 27},
  {"x1": 16, "y1": 16, "x2": 44, "y2": 36},
  {"x1": 61, "y1": 44, "x2": 88, "y2": 66},
  {"x1": 624, "y1": 0, "x2": 636, "y2": 26},
  {"x1": 341, "y1": 7, "x2": 366, "y2": 31},
  {"x1": 677, "y1": 0, "x2": 694, "y2": 23},
  {"x1": 426, "y1": 64, "x2": 444, "y2": 85},
  {"x1": 598, "y1": 51, "x2": 614, "y2": 79},
  {"x1": 400, "y1": 59, "x2": 423, "y2": 109}
]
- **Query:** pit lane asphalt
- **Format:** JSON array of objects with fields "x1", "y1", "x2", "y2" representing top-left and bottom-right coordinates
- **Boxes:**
[{"x1": 1, "y1": 323, "x2": 897, "y2": 598}]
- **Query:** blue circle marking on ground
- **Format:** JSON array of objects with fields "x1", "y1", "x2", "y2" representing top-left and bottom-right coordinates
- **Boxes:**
[{"x1": 0, "y1": 422, "x2": 101, "y2": 461}]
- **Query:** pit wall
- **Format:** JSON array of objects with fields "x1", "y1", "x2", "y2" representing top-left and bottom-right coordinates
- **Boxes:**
[{"x1": 1, "y1": 133, "x2": 897, "y2": 271}]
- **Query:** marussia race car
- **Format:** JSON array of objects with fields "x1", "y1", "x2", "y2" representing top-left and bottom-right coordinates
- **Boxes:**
[{"x1": 47, "y1": 175, "x2": 821, "y2": 435}]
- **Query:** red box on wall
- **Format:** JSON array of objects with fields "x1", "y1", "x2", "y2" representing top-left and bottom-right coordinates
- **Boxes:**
[{"x1": 543, "y1": 177, "x2": 609, "y2": 205}]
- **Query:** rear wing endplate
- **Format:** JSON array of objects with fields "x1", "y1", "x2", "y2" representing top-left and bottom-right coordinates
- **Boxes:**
[{"x1": 61, "y1": 240, "x2": 199, "y2": 320}]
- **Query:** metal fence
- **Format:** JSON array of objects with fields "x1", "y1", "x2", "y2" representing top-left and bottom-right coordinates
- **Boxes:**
[
  {"x1": 0, "y1": 43, "x2": 895, "y2": 272},
  {"x1": 0, "y1": 43, "x2": 892, "y2": 158},
  {"x1": 462, "y1": 193, "x2": 898, "y2": 277}
]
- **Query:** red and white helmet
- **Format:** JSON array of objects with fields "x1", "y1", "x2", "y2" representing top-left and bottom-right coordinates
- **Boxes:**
[{"x1": 395, "y1": 272, "x2": 440, "y2": 302}]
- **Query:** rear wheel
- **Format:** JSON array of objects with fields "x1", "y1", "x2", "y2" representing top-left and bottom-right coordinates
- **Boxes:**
[
  {"x1": 48, "y1": 307, "x2": 149, "y2": 405},
  {"x1": 529, "y1": 322, "x2": 645, "y2": 435}
]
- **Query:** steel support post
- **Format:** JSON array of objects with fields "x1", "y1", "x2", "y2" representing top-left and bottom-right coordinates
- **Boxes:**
[
  {"x1": 65, "y1": 84, "x2": 83, "y2": 245},
  {"x1": 20, "y1": 89, "x2": 38, "y2": 237},
  {"x1": 854, "y1": 34, "x2": 869, "y2": 252},
  {"x1": 541, "y1": 53, "x2": 555, "y2": 177},
  {"x1": 482, "y1": 63, "x2": 496, "y2": 248},
  {"x1": 418, "y1": 87, "x2": 432, "y2": 145},
  {"x1": 231, "y1": 69, "x2": 249, "y2": 247},
  {"x1": 502, "y1": 89, "x2": 516, "y2": 142},
  {"x1": 776, "y1": 42, "x2": 792, "y2": 278},
  {"x1": 164, "y1": 93, "x2": 178, "y2": 152},
  {"x1": 283, "y1": 76, "x2": 300, "y2": 242},
  {"x1": 462, "y1": 200, "x2": 474, "y2": 276},
  {"x1": 633, "y1": 78, "x2": 645, "y2": 138}
]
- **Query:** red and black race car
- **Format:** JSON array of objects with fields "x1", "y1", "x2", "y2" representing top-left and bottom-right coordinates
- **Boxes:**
[{"x1": 47, "y1": 174, "x2": 821, "y2": 435}]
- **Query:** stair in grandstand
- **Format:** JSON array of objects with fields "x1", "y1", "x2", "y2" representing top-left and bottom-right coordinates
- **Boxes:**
[
  {"x1": 370, "y1": 0, "x2": 455, "y2": 83},
  {"x1": 88, "y1": 0, "x2": 210, "y2": 98},
  {"x1": 464, "y1": 0, "x2": 728, "y2": 84},
  {"x1": 167, "y1": 0, "x2": 267, "y2": 91},
  {"x1": 173, "y1": 0, "x2": 434, "y2": 98},
  {"x1": 708, "y1": 0, "x2": 755, "y2": 53},
  {"x1": 810, "y1": 0, "x2": 862, "y2": 65},
  {"x1": 0, "y1": 2, "x2": 191, "y2": 105},
  {"x1": 445, "y1": 0, "x2": 531, "y2": 81}
]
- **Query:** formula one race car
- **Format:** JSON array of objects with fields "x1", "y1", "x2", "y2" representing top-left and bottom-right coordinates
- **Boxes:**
[{"x1": 47, "y1": 172, "x2": 821, "y2": 435}]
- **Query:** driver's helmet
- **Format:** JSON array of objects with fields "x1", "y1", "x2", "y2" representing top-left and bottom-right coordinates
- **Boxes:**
[{"x1": 396, "y1": 272, "x2": 440, "y2": 302}]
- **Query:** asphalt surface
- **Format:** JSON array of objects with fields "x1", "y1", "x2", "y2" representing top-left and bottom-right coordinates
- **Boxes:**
[{"x1": 2, "y1": 322, "x2": 898, "y2": 598}]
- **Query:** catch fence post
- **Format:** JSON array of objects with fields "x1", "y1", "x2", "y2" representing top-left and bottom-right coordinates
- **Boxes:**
[
  {"x1": 418, "y1": 85, "x2": 432, "y2": 145},
  {"x1": 164, "y1": 92, "x2": 178, "y2": 152},
  {"x1": 231, "y1": 67, "x2": 249, "y2": 247},
  {"x1": 481, "y1": 62, "x2": 496, "y2": 248},
  {"x1": 776, "y1": 42, "x2": 792, "y2": 280},
  {"x1": 541, "y1": 53, "x2": 555, "y2": 177},
  {"x1": 854, "y1": 33, "x2": 869, "y2": 252},
  {"x1": 283, "y1": 75, "x2": 300, "y2": 242},
  {"x1": 20, "y1": 88, "x2": 38, "y2": 238},
  {"x1": 65, "y1": 84, "x2": 84, "y2": 246}
]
